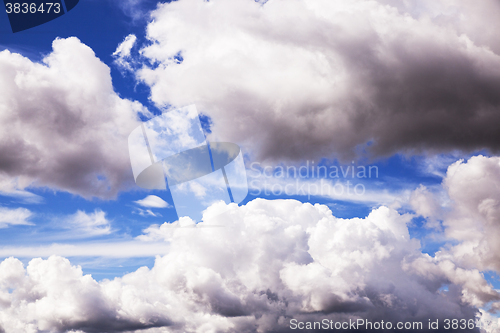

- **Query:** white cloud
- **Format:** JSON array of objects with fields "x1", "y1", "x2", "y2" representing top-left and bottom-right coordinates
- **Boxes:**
[
  {"x1": 136, "y1": 0, "x2": 500, "y2": 161},
  {"x1": 113, "y1": 34, "x2": 137, "y2": 71},
  {"x1": 136, "y1": 216, "x2": 217, "y2": 241},
  {"x1": 0, "y1": 177, "x2": 43, "y2": 204},
  {"x1": 0, "y1": 37, "x2": 148, "y2": 199},
  {"x1": 64, "y1": 209, "x2": 113, "y2": 237},
  {"x1": 404, "y1": 155, "x2": 500, "y2": 310},
  {"x1": 434, "y1": 155, "x2": 500, "y2": 272},
  {"x1": 0, "y1": 241, "x2": 169, "y2": 258},
  {"x1": 0, "y1": 256, "x2": 171, "y2": 333},
  {"x1": 0, "y1": 207, "x2": 33, "y2": 228},
  {"x1": 135, "y1": 208, "x2": 161, "y2": 217},
  {"x1": 0, "y1": 190, "x2": 43, "y2": 204},
  {"x1": 410, "y1": 184, "x2": 443, "y2": 229},
  {"x1": 0, "y1": 199, "x2": 493, "y2": 332},
  {"x1": 134, "y1": 195, "x2": 170, "y2": 208},
  {"x1": 114, "y1": 34, "x2": 137, "y2": 58}
]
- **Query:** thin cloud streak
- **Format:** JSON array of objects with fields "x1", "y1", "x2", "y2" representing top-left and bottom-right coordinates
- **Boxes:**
[{"x1": 0, "y1": 241, "x2": 169, "y2": 258}]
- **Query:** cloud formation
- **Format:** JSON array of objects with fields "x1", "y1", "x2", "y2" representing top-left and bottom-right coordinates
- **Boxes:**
[
  {"x1": 137, "y1": 0, "x2": 500, "y2": 161},
  {"x1": 407, "y1": 155, "x2": 500, "y2": 311},
  {"x1": 0, "y1": 37, "x2": 147, "y2": 199},
  {"x1": 437, "y1": 156, "x2": 500, "y2": 274},
  {"x1": 113, "y1": 34, "x2": 138, "y2": 72},
  {"x1": 64, "y1": 209, "x2": 113, "y2": 237},
  {"x1": 0, "y1": 207, "x2": 33, "y2": 228},
  {"x1": 134, "y1": 195, "x2": 170, "y2": 208},
  {"x1": 0, "y1": 199, "x2": 495, "y2": 332}
]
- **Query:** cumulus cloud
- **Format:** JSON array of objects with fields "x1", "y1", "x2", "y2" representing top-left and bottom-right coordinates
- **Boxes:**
[
  {"x1": 434, "y1": 155, "x2": 500, "y2": 273},
  {"x1": 134, "y1": 195, "x2": 170, "y2": 208},
  {"x1": 0, "y1": 199, "x2": 495, "y2": 332},
  {"x1": 0, "y1": 256, "x2": 171, "y2": 333},
  {"x1": 404, "y1": 154, "x2": 500, "y2": 314},
  {"x1": 0, "y1": 37, "x2": 148, "y2": 199},
  {"x1": 0, "y1": 207, "x2": 33, "y2": 228},
  {"x1": 410, "y1": 184, "x2": 444, "y2": 229},
  {"x1": 135, "y1": 0, "x2": 500, "y2": 161}
]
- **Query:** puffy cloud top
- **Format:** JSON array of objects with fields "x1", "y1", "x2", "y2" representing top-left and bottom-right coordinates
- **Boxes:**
[
  {"x1": 0, "y1": 37, "x2": 147, "y2": 198},
  {"x1": 0, "y1": 199, "x2": 495, "y2": 332},
  {"x1": 441, "y1": 156, "x2": 500, "y2": 273}
]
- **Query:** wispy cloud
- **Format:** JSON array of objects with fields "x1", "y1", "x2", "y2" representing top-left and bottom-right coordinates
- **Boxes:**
[
  {"x1": 0, "y1": 241, "x2": 169, "y2": 258},
  {"x1": 0, "y1": 177, "x2": 43, "y2": 204},
  {"x1": 0, "y1": 207, "x2": 33, "y2": 228},
  {"x1": 134, "y1": 208, "x2": 162, "y2": 217},
  {"x1": 0, "y1": 189, "x2": 43, "y2": 204},
  {"x1": 113, "y1": 34, "x2": 137, "y2": 72},
  {"x1": 54, "y1": 209, "x2": 114, "y2": 239}
]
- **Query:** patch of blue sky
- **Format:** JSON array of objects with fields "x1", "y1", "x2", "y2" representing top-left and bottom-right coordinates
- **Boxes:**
[
  {"x1": 199, "y1": 113, "x2": 213, "y2": 134},
  {"x1": 480, "y1": 301, "x2": 500, "y2": 318},
  {"x1": 0, "y1": 186, "x2": 177, "y2": 280},
  {"x1": 437, "y1": 284, "x2": 449, "y2": 293},
  {"x1": 18, "y1": 187, "x2": 177, "y2": 233},
  {"x1": 484, "y1": 271, "x2": 500, "y2": 291},
  {"x1": 406, "y1": 216, "x2": 450, "y2": 257}
]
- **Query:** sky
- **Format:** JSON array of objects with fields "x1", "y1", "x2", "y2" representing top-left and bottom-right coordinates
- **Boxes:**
[{"x1": 1, "y1": 0, "x2": 500, "y2": 332}]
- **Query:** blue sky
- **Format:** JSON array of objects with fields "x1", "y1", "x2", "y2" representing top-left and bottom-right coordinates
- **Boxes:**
[{"x1": 1, "y1": 0, "x2": 500, "y2": 332}]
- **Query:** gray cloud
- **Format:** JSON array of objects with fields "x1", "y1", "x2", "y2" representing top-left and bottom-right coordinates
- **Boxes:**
[
  {"x1": 136, "y1": 0, "x2": 500, "y2": 162},
  {"x1": 0, "y1": 37, "x2": 148, "y2": 198}
]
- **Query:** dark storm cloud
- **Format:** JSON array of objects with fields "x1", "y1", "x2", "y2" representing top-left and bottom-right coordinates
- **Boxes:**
[{"x1": 136, "y1": 0, "x2": 500, "y2": 162}]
